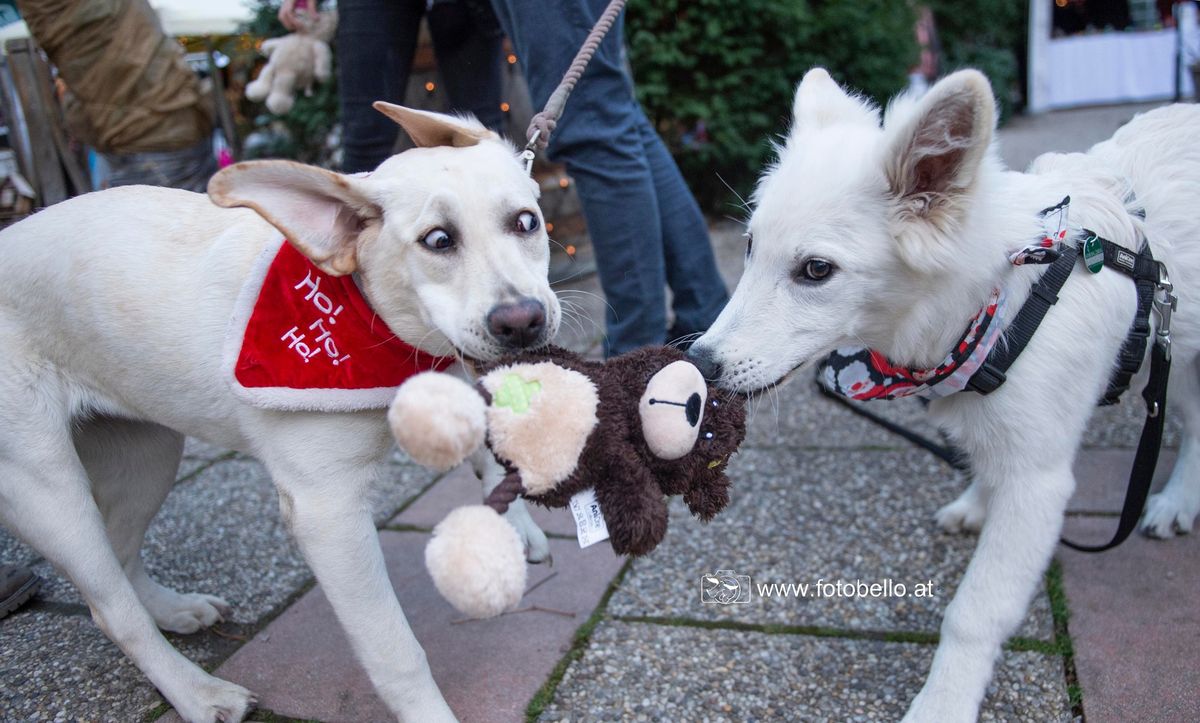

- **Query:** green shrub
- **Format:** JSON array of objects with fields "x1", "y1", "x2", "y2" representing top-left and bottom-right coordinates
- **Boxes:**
[
  {"x1": 928, "y1": 0, "x2": 1027, "y2": 121},
  {"x1": 626, "y1": 0, "x2": 917, "y2": 213}
]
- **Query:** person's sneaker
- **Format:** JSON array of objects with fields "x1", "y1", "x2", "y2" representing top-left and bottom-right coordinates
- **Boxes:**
[{"x1": 0, "y1": 564, "x2": 41, "y2": 619}]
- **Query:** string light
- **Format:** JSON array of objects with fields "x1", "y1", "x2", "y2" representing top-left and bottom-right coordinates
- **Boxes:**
[
  {"x1": 507, "y1": 54, "x2": 518, "y2": 65},
  {"x1": 425, "y1": 81, "x2": 436, "y2": 92},
  {"x1": 500, "y1": 102, "x2": 511, "y2": 112},
  {"x1": 546, "y1": 222, "x2": 555, "y2": 233},
  {"x1": 565, "y1": 244, "x2": 576, "y2": 256},
  {"x1": 558, "y1": 177, "x2": 569, "y2": 189}
]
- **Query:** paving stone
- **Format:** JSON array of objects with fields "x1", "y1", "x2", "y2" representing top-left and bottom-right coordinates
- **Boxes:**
[
  {"x1": 996, "y1": 101, "x2": 1165, "y2": 172},
  {"x1": 206, "y1": 531, "x2": 624, "y2": 723},
  {"x1": 1082, "y1": 397, "x2": 1182, "y2": 450},
  {"x1": 0, "y1": 610, "x2": 164, "y2": 723},
  {"x1": 391, "y1": 462, "x2": 578, "y2": 537},
  {"x1": 738, "y1": 377, "x2": 940, "y2": 451},
  {"x1": 607, "y1": 447, "x2": 1055, "y2": 642},
  {"x1": 537, "y1": 620, "x2": 1071, "y2": 722},
  {"x1": 1058, "y1": 517, "x2": 1200, "y2": 723},
  {"x1": 1069, "y1": 448, "x2": 1176, "y2": 514}
]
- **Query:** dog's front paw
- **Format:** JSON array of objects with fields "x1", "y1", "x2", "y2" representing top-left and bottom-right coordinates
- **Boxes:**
[
  {"x1": 935, "y1": 489, "x2": 986, "y2": 535},
  {"x1": 1140, "y1": 491, "x2": 1198, "y2": 538},
  {"x1": 504, "y1": 498, "x2": 551, "y2": 564},
  {"x1": 901, "y1": 688, "x2": 976, "y2": 723},
  {"x1": 148, "y1": 591, "x2": 231, "y2": 634},
  {"x1": 173, "y1": 676, "x2": 256, "y2": 723}
]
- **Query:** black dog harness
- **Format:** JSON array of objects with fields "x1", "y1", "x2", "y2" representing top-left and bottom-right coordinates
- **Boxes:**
[{"x1": 964, "y1": 210, "x2": 1177, "y2": 552}]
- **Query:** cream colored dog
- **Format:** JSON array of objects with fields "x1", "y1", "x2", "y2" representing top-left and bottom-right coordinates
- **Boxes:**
[{"x1": 0, "y1": 106, "x2": 557, "y2": 722}]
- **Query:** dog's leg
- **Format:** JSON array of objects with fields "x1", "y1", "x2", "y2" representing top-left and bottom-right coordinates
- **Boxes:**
[
  {"x1": 1142, "y1": 353, "x2": 1200, "y2": 537},
  {"x1": 0, "y1": 406, "x2": 253, "y2": 721},
  {"x1": 906, "y1": 470, "x2": 1072, "y2": 721},
  {"x1": 903, "y1": 453, "x2": 1074, "y2": 722},
  {"x1": 935, "y1": 478, "x2": 989, "y2": 534},
  {"x1": 261, "y1": 417, "x2": 455, "y2": 723},
  {"x1": 77, "y1": 417, "x2": 231, "y2": 633},
  {"x1": 469, "y1": 447, "x2": 550, "y2": 563}
]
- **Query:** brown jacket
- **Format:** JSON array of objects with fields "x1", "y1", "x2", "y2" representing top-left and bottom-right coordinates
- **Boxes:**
[{"x1": 18, "y1": 0, "x2": 213, "y2": 153}]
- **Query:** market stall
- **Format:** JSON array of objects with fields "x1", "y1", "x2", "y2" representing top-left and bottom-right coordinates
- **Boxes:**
[{"x1": 1028, "y1": 0, "x2": 1199, "y2": 112}]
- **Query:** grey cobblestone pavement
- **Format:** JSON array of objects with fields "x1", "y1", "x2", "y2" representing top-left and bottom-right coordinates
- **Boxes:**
[{"x1": 2, "y1": 100, "x2": 1193, "y2": 722}]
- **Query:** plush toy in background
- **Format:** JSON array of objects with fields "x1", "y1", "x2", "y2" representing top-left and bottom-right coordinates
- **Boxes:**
[
  {"x1": 388, "y1": 345, "x2": 747, "y2": 618},
  {"x1": 245, "y1": 4, "x2": 337, "y2": 115}
]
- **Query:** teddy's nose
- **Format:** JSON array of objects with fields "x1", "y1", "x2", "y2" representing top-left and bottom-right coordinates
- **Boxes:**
[{"x1": 487, "y1": 299, "x2": 546, "y2": 349}]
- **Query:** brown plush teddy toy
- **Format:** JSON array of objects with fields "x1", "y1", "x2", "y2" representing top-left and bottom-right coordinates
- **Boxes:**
[{"x1": 388, "y1": 345, "x2": 746, "y2": 618}]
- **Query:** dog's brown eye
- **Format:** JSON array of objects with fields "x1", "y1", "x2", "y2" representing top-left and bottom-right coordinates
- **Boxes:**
[
  {"x1": 420, "y1": 228, "x2": 454, "y2": 252},
  {"x1": 799, "y1": 258, "x2": 835, "y2": 282},
  {"x1": 515, "y1": 211, "x2": 539, "y2": 234}
]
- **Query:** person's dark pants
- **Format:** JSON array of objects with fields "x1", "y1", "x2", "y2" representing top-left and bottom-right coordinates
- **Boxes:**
[
  {"x1": 490, "y1": 0, "x2": 729, "y2": 356},
  {"x1": 102, "y1": 137, "x2": 217, "y2": 192},
  {"x1": 337, "y1": 0, "x2": 504, "y2": 173}
]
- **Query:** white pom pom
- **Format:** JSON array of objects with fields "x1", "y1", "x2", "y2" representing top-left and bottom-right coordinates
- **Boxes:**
[
  {"x1": 389, "y1": 372, "x2": 487, "y2": 470},
  {"x1": 425, "y1": 506, "x2": 526, "y2": 619}
]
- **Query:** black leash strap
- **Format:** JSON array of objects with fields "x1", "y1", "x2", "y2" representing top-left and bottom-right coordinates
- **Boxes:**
[{"x1": 1061, "y1": 340, "x2": 1170, "y2": 552}]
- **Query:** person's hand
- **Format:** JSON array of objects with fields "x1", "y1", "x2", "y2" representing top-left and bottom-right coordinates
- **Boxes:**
[{"x1": 278, "y1": 0, "x2": 300, "y2": 31}]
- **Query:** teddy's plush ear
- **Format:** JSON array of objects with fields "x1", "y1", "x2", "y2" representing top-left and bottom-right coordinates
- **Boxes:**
[
  {"x1": 884, "y1": 69, "x2": 995, "y2": 240},
  {"x1": 389, "y1": 373, "x2": 488, "y2": 471},
  {"x1": 790, "y1": 68, "x2": 877, "y2": 134},
  {"x1": 209, "y1": 160, "x2": 378, "y2": 276},
  {"x1": 373, "y1": 102, "x2": 497, "y2": 148}
]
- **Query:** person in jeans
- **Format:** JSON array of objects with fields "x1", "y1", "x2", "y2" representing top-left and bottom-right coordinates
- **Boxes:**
[
  {"x1": 490, "y1": 0, "x2": 728, "y2": 356},
  {"x1": 281, "y1": 0, "x2": 506, "y2": 173}
]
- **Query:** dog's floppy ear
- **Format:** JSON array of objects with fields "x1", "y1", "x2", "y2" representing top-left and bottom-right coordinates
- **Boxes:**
[
  {"x1": 790, "y1": 68, "x2": 876, "y2": 133},
  {"x1": 885, "y1": 69, "x2": 995, "y2": 233},
  {"x1": 373, "y1": 102, "x2": 497, "y2": 148},
  {"x1": 208, "y1": 160, "x2": 377, "y2": 276}
]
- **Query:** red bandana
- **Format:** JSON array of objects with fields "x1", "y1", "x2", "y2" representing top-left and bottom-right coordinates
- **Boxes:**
[{"x1": 227, "y1": 240, "x2": 455, "y2": 411}]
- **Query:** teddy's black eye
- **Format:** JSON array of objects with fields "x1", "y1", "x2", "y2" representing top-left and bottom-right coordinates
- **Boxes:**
[
  {"x1": 515, "y1": 210, "x2": 539, "y2": 234},
  {"x1": 420, "y1": 228, "x2": 454, "y2": 252},
  {"x1": 703, "y1": 430, "x2": 714, "y2": 440},
  {"x1": 796, "y1": 258, "x2": 835, "y2": 283}
]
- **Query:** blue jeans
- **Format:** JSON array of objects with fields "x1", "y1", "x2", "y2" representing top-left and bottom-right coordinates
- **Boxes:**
[
  {"x1": 338, "y1": 0, "x2": 504, "y2": 172},
  {"x1": 490, "y1": 0, "x2": 729, "y2": 356}
]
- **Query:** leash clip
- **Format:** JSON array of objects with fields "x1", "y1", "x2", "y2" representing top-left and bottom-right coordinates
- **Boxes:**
[
  {"x1": 1152, "y1": 263, "x2": 1176, "y2": 361},
  {"x1": 521, "y1": 130, "x2": 541, "y2": 176}
]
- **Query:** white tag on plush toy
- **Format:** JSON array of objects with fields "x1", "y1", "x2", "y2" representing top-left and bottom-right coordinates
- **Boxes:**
[{"x1": 568, "y1": 489, "x2": 609, "y2": 548}]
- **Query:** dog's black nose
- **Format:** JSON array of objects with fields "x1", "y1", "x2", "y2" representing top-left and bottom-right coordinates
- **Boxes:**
[
  {"x1": 487, "y1": 298, "x2": 546, "y2": 349},
  {"x1": 688, "y1": 345, "x2": 723, "y2": 382}
]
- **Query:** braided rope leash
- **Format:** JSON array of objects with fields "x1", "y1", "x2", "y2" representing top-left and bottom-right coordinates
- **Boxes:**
[{"x1": 521, "y1": 0, "x2": 629, "y2": 173}]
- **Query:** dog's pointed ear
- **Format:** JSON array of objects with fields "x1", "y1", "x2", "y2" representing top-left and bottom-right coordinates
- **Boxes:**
[
  {"x1": 373, "y1": 102, "x2": 497, "y2": 148},
  {"x1": 885, "y1": 69, "x2": 995, "y2": 232},
  {"x1": 208, "y1": 160, "x2": 377, "y2": 276},
  {"x1": 790, "y1": 68, "x2": 876, "y2": 133}
]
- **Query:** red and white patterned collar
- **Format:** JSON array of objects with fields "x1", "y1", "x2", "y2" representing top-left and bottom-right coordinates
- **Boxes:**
[{"x1": 820, "y1": 197, "x2": 1074, "y2": 402}]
